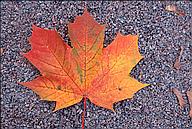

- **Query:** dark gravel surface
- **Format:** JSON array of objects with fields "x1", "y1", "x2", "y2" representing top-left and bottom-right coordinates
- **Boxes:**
[{"x1": 1, "y1": 1, "x2": 192, "y2": 129}]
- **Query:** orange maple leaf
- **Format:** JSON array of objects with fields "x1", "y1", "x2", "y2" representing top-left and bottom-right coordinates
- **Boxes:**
[{"x1": 20, "y1": 9, "x2": 148, "y2": 113}]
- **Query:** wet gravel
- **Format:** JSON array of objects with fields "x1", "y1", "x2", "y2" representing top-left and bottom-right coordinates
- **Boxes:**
[{"x1": 1, "y1": 1, "x2": 192, "y2": 129}]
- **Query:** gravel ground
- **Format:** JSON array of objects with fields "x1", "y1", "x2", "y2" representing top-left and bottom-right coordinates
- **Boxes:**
[{"x1": 1, "y1": 1, "x2": 192, "y2": 129}]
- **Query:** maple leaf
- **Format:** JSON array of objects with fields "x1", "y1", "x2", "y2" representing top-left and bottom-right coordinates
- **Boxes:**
[{"x1": 20, "y1": 9, "x2": 148, "y2": 112}]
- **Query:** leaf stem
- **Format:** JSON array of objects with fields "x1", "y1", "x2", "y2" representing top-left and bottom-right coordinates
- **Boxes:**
[{"x1": 82, "y1": 96, "x2": 86, "y2": 129}]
